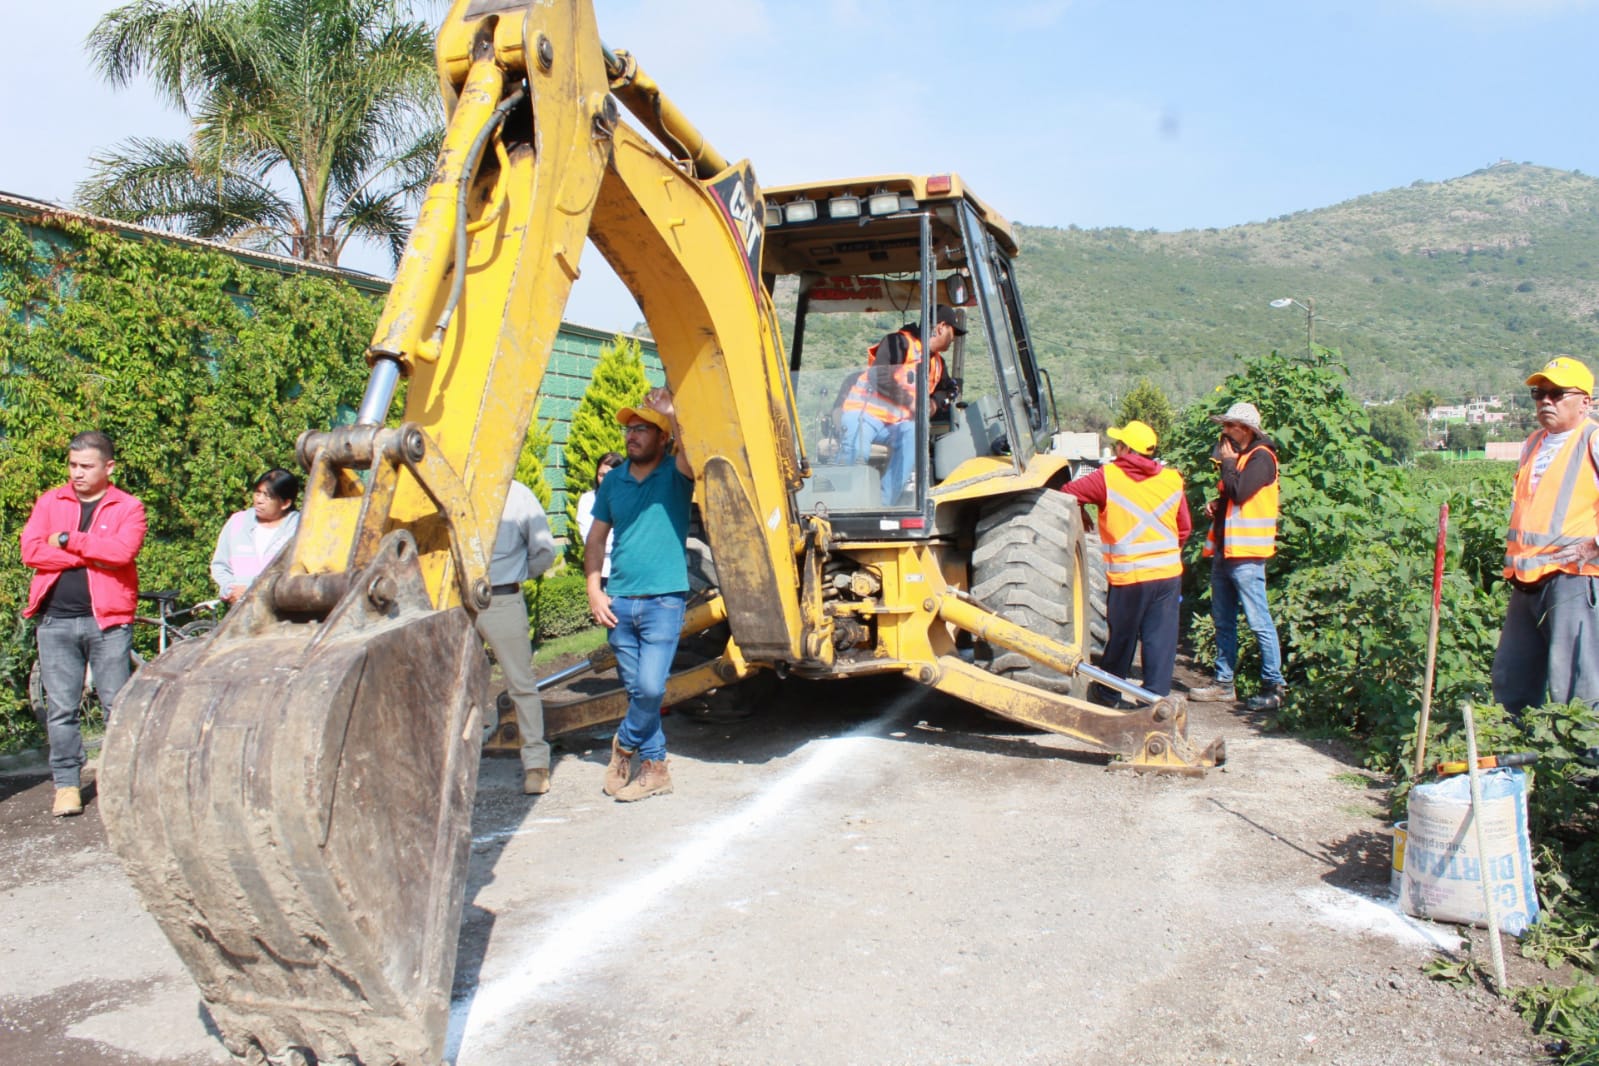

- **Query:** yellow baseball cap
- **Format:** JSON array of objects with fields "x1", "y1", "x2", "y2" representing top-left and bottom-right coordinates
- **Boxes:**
[
  {"x1": 1107, "y1": 420, "x2": 1158, "y2": 456},
  {"x1": 615, "y1": 405, "x2": 672, "y2": 434},
  {"x1": 1525, "y1": 356, "x2": 1594, "y2": 395}
]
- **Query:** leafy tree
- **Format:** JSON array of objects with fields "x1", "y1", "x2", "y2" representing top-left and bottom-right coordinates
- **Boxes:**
[
  {"x1": 1446, "y1": 422, "x2": 1488, "y2": 453},
  {"x1": 562, "y1": 336, "x2": 649, "y2": 565},
  {"x1": 1116, "y1": 377, "x2": 1175, "y2": 445},
  {"x1": 513, "y1": 401, "x2": 554, "y2": 511},
  {"x1": 1402, "y1": 389, "x2": 1440, "y2": 418},
  {"x1": 1366, "y1": 403, "x2": 1420, "y2": 462},
  {"x1": 79, "y1": 0, "x2": 440, "y2": 266},
  {"x1": 1167, "y1": 349, "x2": 1389, "y2": 577}
]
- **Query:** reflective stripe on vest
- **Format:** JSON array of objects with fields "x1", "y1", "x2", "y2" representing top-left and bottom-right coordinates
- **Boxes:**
[
  {"x1": 1201, "y1": 442, "x2": 1279, "y2": 560},
  {"x1": 1101, "y1": 465, "x2": 1184, "y2": 584},
  {"x1": 840, "y1": 330, "x2": 941, "y2": 425},
  {"x1": 1503, "y1": 422, "x2": 1599, "y2": 583}
]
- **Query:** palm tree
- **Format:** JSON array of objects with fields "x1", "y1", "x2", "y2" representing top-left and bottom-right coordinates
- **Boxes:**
[{"x1": 78, "y1": 0, "x2": 442, "y2": 267}]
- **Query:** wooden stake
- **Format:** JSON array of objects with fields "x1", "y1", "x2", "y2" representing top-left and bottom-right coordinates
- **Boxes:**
[{"x1": 1461, "y1": 700, "x2": 1509, "y2": 995}]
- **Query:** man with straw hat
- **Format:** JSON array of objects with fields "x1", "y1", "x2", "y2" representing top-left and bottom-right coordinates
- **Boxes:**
[{"x1": 1190, "y1": 401, "x2": 1287, "y2": 713}]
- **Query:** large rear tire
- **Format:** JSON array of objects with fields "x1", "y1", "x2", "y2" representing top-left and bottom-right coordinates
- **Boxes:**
[{"x1": 971, "y1": 489, "x2": 1107, "y2": 697}]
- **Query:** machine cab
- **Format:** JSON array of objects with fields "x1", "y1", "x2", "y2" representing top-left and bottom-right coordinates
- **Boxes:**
[{"x1": 761, "y1": 175, "x2": 1057, "y2": 539}]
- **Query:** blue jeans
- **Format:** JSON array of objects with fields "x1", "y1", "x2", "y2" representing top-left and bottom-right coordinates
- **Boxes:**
[
  {"x1": 609, "y1": 594, "x2": 686, "y2": 761},
  {"x1": 1210, "y1": 559, "x2": 1284, "y2": 687},
  {"x1": 36, "y1": 614, "x2": 134, "y2": 788},
  {"x1": 836, "y1": 409, "x2": 914, "y2": 506}
]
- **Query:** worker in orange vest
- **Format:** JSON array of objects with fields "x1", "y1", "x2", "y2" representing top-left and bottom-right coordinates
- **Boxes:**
[
  {"x1": 836, "y1": 306, "x2": 961, "y2": 505},
  {"x1": 1060, "y1": 420, "x2": 1190, "y2": 702},
  {"x1": 1492, "y1": 356, "x2": 1599, "y2": 717},
  {"x1": 1190, "y1": 401, "x2": 1286, "y2": 712}
]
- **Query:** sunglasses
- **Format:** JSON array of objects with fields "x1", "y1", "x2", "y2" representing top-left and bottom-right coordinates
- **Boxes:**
[
  {"x1": 623, "y1": 423, "x2": 658, "y2": 435},
  {"x1": 1530, "y1": 387, "x2": 1584, "y2": 402}
]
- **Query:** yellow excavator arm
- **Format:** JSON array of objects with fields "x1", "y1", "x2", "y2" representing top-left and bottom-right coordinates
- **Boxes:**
[
  {"x1": 100, "y1": 3, "x2": 806, "y2": 1062},
  {"x1": 99, "y1": 3, "x2": 1218, "y2": 1063}
]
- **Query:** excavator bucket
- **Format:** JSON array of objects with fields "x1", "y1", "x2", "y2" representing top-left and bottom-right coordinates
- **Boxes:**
[{"x1": 99, "y1": 533, "x2": 488, "y2": 1065}]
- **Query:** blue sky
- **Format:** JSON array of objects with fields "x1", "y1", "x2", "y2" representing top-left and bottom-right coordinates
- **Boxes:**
[{"x1": 5, "y1": 0, "x2": 1598, "y2": 330}]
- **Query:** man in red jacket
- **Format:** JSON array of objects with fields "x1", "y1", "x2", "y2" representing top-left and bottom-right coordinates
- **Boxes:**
[{"x1": 21, "y1": 431, "x2": 147, "y2": 817}]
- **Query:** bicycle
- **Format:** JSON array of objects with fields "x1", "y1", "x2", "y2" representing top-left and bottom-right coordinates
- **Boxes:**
[{"x1": 27, "y1": 589, "x2": 224, "y2": 729}]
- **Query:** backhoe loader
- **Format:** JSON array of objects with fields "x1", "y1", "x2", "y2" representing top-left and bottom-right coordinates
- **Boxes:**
[{"x1": 99, "y1": 2, "x2": 1222, "y2": 1062}]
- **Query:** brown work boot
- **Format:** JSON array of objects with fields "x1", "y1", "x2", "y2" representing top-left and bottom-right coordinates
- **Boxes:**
[
  {"x1": 523, "y1": 768, "x2": 550, "y2": 796},
  {"x1": 614, "y1": 759, "x2": 673, "y2": 803},
  {"x1": 603, "y1": 736, "x2": 635, "y2": 797},
  {"x1": 1187, "y1": 682, "x2": 1236, "y2": 703},
  {"x1": 52, "y1": 786, "x2": 83, "y2": 817}
]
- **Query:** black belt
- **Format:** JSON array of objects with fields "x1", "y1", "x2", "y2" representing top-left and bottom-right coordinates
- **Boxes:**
[
  {"x1": 491, "y1": 582, "x2": 523, "y2": 596},
  {"x1": 1509, "y1": 575, "x2": 1555, "y2": 594}
]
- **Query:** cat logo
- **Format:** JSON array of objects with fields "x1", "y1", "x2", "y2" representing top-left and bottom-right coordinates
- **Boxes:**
[{"x1": 710, "y1": 164, "x2": 764, "y2": 293}]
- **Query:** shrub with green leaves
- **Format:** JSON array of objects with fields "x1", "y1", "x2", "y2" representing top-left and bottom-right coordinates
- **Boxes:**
[
  {"x1": 528, "y1": 569, "x2": 591, "y2": 640},
  {"x1": 0, "y1": 216, "x2": 377, "y2": 747},
  {"x1": 1116, "y1": 377, "x2": 1174, "y2": 443}
]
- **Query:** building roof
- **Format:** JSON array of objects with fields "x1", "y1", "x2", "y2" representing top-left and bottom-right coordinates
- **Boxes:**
[{"x1": 0, "y1": 189, "x2": 655, "y2": 341}]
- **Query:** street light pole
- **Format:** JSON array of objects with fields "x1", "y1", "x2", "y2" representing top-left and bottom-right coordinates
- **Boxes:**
[{"x1": 1269, "y1": 296, "x2": 1316, "y2": 353}]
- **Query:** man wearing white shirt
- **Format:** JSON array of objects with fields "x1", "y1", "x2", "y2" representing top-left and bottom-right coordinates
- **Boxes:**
[
  {"x1": 477, "y1": 480, "x2": 558, "y2": 794},
  {"x1": 1492, "y1": 356, "x2": 1599, "y2": 717}
]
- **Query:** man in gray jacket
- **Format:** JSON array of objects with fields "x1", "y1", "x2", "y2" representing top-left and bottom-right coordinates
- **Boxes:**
[{"x1": 477, "y1": 480, "x2": 558, "y2": 794}]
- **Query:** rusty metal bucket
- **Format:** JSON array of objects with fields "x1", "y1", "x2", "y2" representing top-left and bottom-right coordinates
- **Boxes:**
[{"x1": 99, "y1": 533, "x2": 487, "y2": 1065}]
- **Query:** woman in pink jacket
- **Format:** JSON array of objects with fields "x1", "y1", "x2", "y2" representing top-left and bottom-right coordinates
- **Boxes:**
[{"x1": 210, "y1": 468, "x2": 302, "y2": 603}]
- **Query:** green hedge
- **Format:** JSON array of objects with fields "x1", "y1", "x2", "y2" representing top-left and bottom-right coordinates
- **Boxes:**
[
  {"x1": 0, "y1": 216, "x2": 378, "y2": 748},
  {"x1": 529, "y1": 569, "x2": 592, "y2": 641}
]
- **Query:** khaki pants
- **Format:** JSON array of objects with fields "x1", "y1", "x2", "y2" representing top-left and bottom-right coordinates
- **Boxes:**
[{"x1": 473, "y1": 591, "x2": 549, "y2": 771}]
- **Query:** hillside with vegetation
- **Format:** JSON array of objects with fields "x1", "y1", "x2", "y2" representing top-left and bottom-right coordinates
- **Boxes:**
[{"x1": 1015, "y1": 163, "x2": 1599, "y2": 417}]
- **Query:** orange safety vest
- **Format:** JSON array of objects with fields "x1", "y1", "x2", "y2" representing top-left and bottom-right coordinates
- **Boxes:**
[
  {"x1": 841, "y1": 330, "x2": 943, "y2": 425},
  {"x1": 1503, "y1": 422, "x2": 1599, "y2": 584},
  {"x1": 1202, "y1": 442, "x2": 1279, "y2": 560},
  {"x1": 1101, "y1": 464, "x2": 1184, "y2": 585}
]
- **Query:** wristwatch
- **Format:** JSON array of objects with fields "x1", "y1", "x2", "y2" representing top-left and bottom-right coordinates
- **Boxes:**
[{"x1": 57, "y1": 532, "x2": 69, "y2": 548}]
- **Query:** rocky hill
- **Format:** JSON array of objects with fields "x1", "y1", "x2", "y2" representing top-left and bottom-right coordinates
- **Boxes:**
[{"x1": 1015, "y1": 163, "x2": 1599, "y2": 413}]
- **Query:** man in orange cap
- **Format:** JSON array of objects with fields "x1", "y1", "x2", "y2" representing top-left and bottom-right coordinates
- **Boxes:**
[
  {"x1": 1060, "y1": 420, "x2": 1190, "y2": 701},
  {"x1": 1492, "y1": 356, "x2": 1599, "y2": 717},
  {"x1": 584, "y1": 387, "x2": 695, "y2": 802}
]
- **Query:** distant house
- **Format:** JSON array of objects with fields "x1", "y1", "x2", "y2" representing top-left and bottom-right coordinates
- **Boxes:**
[
  {"x1": 1466, "y1": 397, "x2": 1507, "y2": 424},
  {"x1": 1485, "y1": 442, "x2": 1521, "y2": 462}
]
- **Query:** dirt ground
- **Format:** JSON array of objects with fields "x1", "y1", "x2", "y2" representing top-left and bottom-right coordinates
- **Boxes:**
[{"x1": 0, "y1": 657, "x2": 1556, "y2": 1065}]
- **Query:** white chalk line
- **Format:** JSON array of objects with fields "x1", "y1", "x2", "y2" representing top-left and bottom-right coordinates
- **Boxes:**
[
  {"x1": 1299, "y1": 884, "x2": 1463, "y2": 951},
  {"x1": 446, "y1": 699, "x2": 916, "y2": 1062},
  {"x1": 469, "y1": 816, "x2": 573, "y2": 847}
]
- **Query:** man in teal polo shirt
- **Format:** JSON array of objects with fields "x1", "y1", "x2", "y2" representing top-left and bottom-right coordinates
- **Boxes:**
[{"x1": 585, "y1": 387, "x2": 695, "y2": 802}]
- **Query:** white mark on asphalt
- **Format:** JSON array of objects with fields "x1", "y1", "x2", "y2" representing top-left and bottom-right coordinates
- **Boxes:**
[
  {"x1": 447, "y1": 702, "x2": 913, "y2": 1061},
  {"x1": 470, "y1": 817, "x2": 571, "y2": 847},
  {"x1": 1299, "y1": 885, "x2": 1462, "y2": 950}
]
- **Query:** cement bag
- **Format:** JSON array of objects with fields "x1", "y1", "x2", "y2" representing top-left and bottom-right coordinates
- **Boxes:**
[{"x1": 1399, "y1": 768, "x2": 1538, "y2": 935}]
